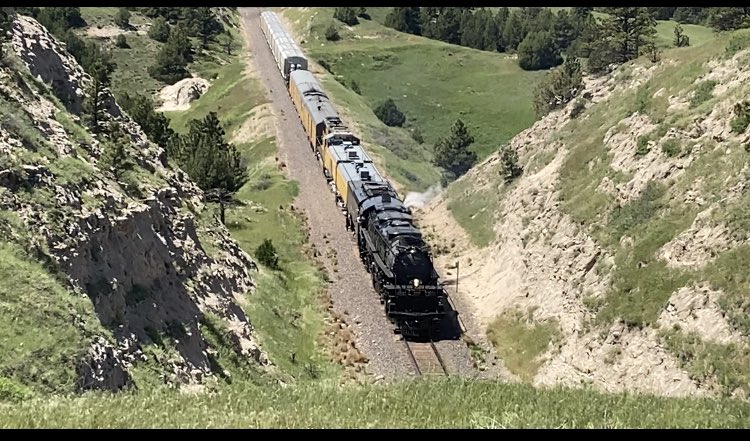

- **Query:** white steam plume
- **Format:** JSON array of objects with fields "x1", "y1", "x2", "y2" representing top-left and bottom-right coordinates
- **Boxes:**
[{"x1": 403, "y1": 184, "x2": 443, "y2": 209}]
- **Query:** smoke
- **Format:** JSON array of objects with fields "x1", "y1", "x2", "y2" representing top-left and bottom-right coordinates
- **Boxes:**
[{"x1": 403, "y1": 184, "x2": 443, "y2": 209}]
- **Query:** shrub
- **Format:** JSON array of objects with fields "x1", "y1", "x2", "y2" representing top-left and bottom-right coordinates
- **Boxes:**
[
  {"x1": 374, "y1": 98, "x2": 406, "y2": 127},
  {"x1": 148, "y1": 16, "x2": 171, "y2": 42},
  {"x1": 114, "y1": 8, "x2": 131, "y2": 29},
  {"x1": 636, "y1": 135, "x2": 651, "y2": 156},
  {"x1": 690, "y1": 80, "x2": 716, "y2": 108},
  {"x1": 730, "y1": 100, "x2": 750, "y2": 134},
  {"x1": 256, "y1": 239, "x2": 280, "y2": 270},
  {"x1": 661, "y1": 138, "x2": 681, "y2": 157},
  {"x1": 500, "y1": 146, "x2": 523, "y2": 183},
  {"x1": 324, "y1": 24, "x2": 340, "y2": 42},
  {"x1": 114, "y1": 34, "x2": 129, "y2": 49},
  {"x1": 517, "y1": 31, "x2": 563, "y2": 71}
]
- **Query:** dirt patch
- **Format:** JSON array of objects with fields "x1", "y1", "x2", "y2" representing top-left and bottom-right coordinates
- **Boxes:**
[
  {"x1": 232, "y1": 103, "x2": 275, "y2": 144},
  {"x1": 156, "y1": 77, "x2": 211, "y2": 112},
  {"x1": 86, "y1": 25, "x2": 127, "y2": 39}
]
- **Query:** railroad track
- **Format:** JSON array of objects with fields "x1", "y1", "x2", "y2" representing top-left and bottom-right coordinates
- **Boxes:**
[{"x1": 405, "y1": 339, "x2": 449, "y2": 377}]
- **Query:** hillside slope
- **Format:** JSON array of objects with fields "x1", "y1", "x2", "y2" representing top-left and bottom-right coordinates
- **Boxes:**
[
  {"x1": 0, "y1": 15, "x2": 266, "y2": 396},
  {"x1": 419, "y1": 30, "x2": 750, "y2": 399}
]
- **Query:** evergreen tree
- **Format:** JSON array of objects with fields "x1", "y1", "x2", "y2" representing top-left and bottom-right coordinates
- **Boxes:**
[
  {"x1": 324, "y1": 23, "x2": 340, "y2": 42},
  {"x1": 708, "y1": 8, "x2": 750, "y2": 31},
  {"x1": 255, "y1": 239, "x2": 279, "y2": 270},
  {"x1": 517, "y1": 31, "x2": 563, "y2": 71},
  {"x1": 193, "y1": 7, "x2": 222, "y2": 48},
  {"x1": 493, "y1": 7, "x2": 509, "y2": 52},
  {"x1": 673, "y1": 7, "x2": 709, "y2": 25},
  {"x1": 99, "y1": 124, "x2": 132, "y2": 179},
  {"x1": 148, "y1": 16, "x2": 171, "y2": 42},
  {"x1": 0, "y1": 8, "x2": 15, "y2": 59},
  {"x1": 551, "y1": 9, "x2": 577, "y2": 51},
  {"x1": 384, "y1": 7, "x2": 421, "y2": 35},
  {"x1": 373, "y1": 98, "x2": 406, "y2": 127},
  {"x1": 117, "y1": 92, "x2": 177, "y2": 150},
  {"x1": 433, "y1": 119, "x2": 477, "y2": 180},
  {"x1": 357, "y1": 7, "x2": 370, "y2": 20},
  {"x1": 114, "y1": 8, "x2": 131, "y2": 29},
  {"x1": 674, "y1": 24, "x2": 690, "y2": 47},
  {"x1": 533, "y1": 56, "x2": 583, "y2": 117},
  {"x1": 502, "y1": 10, "x2": 526, "y2": 51},
  {"x1": 599, "y1": 7, "x2": 657, "y2": 63},
  {"x1": 148, "y1": 24, "x2": 191, "y2": 84},
  {"x1": 115, "y1": 34, "x2": 128, "y2": 48},
  {"x1": 175, "y1": 112, "x2": 247, "y2": 194},
  {"x1": 334, "y1": 7, "x2": 359, "y2": 26},
  {"x1": 500, "y1": 146, "x2": 523, "y2": 184}
]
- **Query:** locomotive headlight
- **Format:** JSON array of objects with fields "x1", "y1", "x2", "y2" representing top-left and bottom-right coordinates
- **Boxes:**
[{"x1": 412, "y1": 278, "x2": 420, "y2": 288}]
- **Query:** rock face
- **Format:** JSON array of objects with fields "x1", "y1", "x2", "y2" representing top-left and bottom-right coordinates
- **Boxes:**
[
  {"x1": 1, "y1": 16, "x2": 267, "y2": 391},
  {"x1": 419, "y1": 46, "x2": 750, "y2": 399},
  {"x1": 156, "y1": 77, "x2": 212, "y2": 112}
]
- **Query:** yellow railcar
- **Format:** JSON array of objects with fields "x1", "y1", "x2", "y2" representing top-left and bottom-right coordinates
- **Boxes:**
[
  {"x1": 333, "y1": 160, "x2": 384, "y2": 206},
  {"x1": 321, "y1": 135, "x2": 371, "y2": 181}
]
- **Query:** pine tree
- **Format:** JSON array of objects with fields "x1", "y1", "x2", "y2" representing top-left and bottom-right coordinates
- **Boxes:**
[
  {"x1": 0, "y1": 8, "x2": 15, "y2": 59},
  {"x1": 551, "y1": 9, "x2": 577, "y2": 51},
  {"x1": 373, "y1": 98, "x2": 406, "y2": 127},
  {"x1": 708, "y1": 8, "x2": 750, "y2": 31},
  {"x1": 114, "y1": 8, "x2": 131, "y2": 29},
  {"x1": 673, "y1": 24, "x2": 690, "y2": 47},
  {"x1": 384, "y1": 7, "x2": 421, "y2": 35},
  {"x1": 99, "y1": 124, "x2": 132, "y2": 178},
  {"x1": 255, "y1": 239, "x2": 279, "y2": 270},
  {"x1": 502, "y1": 10, "x2": 526, "y2": 51},
  {"x1": 500, "y1": 146, "x2": 523, "y2": 184},
  {"x1": 517, "y1": 31, "x2": 563, "y2": 71},
  {"x1": 176, "y1": 112, "x2": 248, "y2": 194},
  {"x1": 334, "y1": 7, "x2": 359, "y2": 26},
  {"x1": 533, "y1": 56, "x2": 583, "y2": 117},
  {"x1": 433, "y1": 119, "x2": 477, "y2": 180},
  {"x1": 194, "y1": 7, "x2": 222, "y2": 48},
  {"x1": 599, "y1": 7, "x2": 657, "y2": 63},
  {"x1": 148, "y1": 16, "x2": 170, "y2": 42}
]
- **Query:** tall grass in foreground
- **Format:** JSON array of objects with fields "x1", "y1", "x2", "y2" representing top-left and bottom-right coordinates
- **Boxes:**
[{"x1": 1, "y1": 378, "x2": 748, "y2": 428}]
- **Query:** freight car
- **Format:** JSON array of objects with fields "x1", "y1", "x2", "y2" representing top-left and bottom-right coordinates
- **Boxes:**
[
  {"x1": 260, "y1": 11, "x2": 451, "y2": 337},
  {"x1": 260, "y1": 11, "x2": 308, "y2": 81}
]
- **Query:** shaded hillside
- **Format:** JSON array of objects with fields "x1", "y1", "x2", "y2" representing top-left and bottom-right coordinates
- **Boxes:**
[{"x1": 419, "y1": 28, "x2": 750, "y2": 399}]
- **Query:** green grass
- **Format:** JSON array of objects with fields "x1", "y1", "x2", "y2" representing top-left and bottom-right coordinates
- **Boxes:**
[
  {"x1": 279, "y1": 7, "x2": 544, "y2": 192},
  {"x1": 654, "y1": 20, "x2": 717, "y2": 49},
  {"x1": 486, "y1": 310, "x2": 561, "y2": 382},
  {"x1": 661, "y1": 328, "x2": 750, "y2": 398},
  {"x1": 161, "y1": 35, "x2": 336, "y2": 381},
  {"x1": 2, "y1": 377, "x2": 750, "y2": 428},
  {"x1": 445, "y1": 167, "x2": 503, "y2": 248},
  {"x1": 78, "y1": 8, "x2": 242, "y2": 102},
  {"x1": 0, "y1": 241, "x2": 107, "y2": 396}
]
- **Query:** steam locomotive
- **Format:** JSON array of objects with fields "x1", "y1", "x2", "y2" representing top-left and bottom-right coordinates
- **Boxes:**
[{"x1": 260, "y1": 10, "x2": 450, "y2": 337}]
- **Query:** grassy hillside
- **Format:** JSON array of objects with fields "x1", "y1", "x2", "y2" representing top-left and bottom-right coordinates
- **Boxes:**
[
  {"x1": 277, "y1": 7, "x2": 545, "y2": 192},
  {"x1": 556, "y1": 31, "x2": 750, "y2": 396},
  {"x1": 441, "y1": 24, "x2": 750, "y2": 397},
  {"x1": 78, "y1": 8, "x2": 241, "y2": 101}
]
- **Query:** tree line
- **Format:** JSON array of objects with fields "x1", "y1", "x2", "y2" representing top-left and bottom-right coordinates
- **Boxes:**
[{"x1": 384, "y1": 7, "x2": 750, "y2": 72}]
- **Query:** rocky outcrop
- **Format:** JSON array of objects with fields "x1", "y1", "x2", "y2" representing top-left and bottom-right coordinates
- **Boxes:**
[
  {"x1": 1, "y1": 15, "x2": 267, "y2": 392},
  {"x1": 156, "y1": 77, "x2": 211, "y2": 112},
  {"x1": 419, "y1": 44, "x2": 750, "y2": 399}
]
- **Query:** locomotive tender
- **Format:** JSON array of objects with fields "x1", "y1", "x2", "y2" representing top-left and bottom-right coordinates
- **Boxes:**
[{"x1": 260, "y1": 10, "x2": 450, "y2": 337}]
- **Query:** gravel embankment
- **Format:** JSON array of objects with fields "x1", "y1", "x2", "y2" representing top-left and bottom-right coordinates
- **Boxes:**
[{"x1": 238, "y1": 7, "x2": 477, "y2": 380}]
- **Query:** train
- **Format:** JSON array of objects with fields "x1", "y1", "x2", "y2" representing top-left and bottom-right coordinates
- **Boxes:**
[{"x1": 260, "y1": 11, "x2": 450, "y2": 337}]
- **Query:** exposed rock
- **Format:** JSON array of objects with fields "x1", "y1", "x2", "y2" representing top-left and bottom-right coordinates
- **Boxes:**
[
  {"x1": 156, "y1": 77, "x2": 211, "y2": 112},
  {"x1": 658, "y1": 285, "x2": 743, "y2": 345},
  {"x1": 2, "y1": 15, "x2": 268, "y2": 392}
]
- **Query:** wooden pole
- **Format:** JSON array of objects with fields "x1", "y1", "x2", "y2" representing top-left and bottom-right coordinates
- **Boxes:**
[{"x1": 456, "y1": 261, "x2": 459, "y2": 296}]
